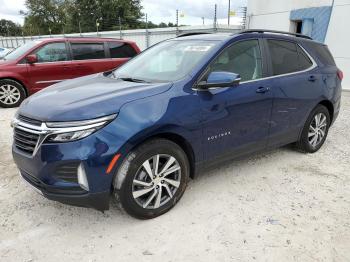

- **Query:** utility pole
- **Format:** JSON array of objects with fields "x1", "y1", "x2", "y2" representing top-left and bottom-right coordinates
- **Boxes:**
[
  {"x1": 228, "y1": 0, "x2": 231, "y2": 26},
  {"x1": 214, "y1": 4, "x2": 217, "y2": 31},
  {"x1": 6, "y1": 22, "x2": 9, "y2": 37},
  {"x1": 202, "y1": 17, "x2": 205, "y2": 25},
  {"x1": 29, "y1": 24, "x2": 33, "y2": 40},
  {"x1": 241, "y1": 7, "x2": 248, "y2": 29},
  {"x1": 78, "y1": 12, "x2": 82, "y2": 36},
  {"x1": 145, "y1": 13, "x2": 149, "y2": 48},
  {"x1": 176, "y1": 9, "x2": 179, "y2": 35},
  {"x1": 118, "y1": 16, "x2": 122, "y2": 39}
]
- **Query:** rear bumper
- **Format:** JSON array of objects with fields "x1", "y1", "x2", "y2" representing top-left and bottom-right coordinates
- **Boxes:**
[{"x1": 20, "y1": 170, "x2": 110, "y2": 211}]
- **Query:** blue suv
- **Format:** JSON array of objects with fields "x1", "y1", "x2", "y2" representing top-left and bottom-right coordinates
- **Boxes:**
[{"x1": 12, "y1": 30, "x2": 342, "y2": 219}]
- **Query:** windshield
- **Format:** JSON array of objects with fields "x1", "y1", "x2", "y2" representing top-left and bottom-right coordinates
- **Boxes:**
[
  {"x1": 113, "y1": 40, "x2": 219, "y2": 82},
  {"x1": 3, "y1": 41, "x2": 41, "y2": 61}
]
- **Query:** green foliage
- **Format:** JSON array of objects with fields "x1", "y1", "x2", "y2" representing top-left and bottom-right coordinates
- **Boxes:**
[
  {"x1": 21, "y1": 0, "x2": 146, "y2": 35},
  {"x1": 0, "y1": 19, "x2": 22, "y2": 36},
  {"x1": 18, "y1": 0, "x2": 177, "y2": 36}
]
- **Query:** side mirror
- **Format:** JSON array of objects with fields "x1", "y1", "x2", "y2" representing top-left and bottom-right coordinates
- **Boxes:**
[
  {"x1": 197, "y1": 71, "x2": 241, "y2": 89},
  {"x1": 26, "y1": 54, "x2": 38, "y2": 64}
]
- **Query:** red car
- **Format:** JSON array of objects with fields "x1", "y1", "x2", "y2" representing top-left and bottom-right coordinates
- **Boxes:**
[{"x1": 0, "y1": 37, "x2": 140, "y2": 108}]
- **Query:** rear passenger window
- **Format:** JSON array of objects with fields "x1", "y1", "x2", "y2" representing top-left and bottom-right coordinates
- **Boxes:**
[
  {"x1": 71, "y1": 43, "x2": 105, "y2": 60},
  {"x1": 267, "y1": 40, "x2": 313, "y2": 76},
  {"x1": 108, "y1": 42, "x2": 137, "y2": 58}
]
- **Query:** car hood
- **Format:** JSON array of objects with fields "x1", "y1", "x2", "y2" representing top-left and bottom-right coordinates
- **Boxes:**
[
  {"x1": 18, "y1": 73, "x2": 173, "y2": 122},
  {"x1": 0, "y1": 59, "x2": 13, "y2": 66}
]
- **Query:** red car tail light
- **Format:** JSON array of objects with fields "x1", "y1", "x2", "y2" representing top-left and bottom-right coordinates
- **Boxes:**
[{"x1": 337, "y1": 70, "x2": 344, "y2": 81}]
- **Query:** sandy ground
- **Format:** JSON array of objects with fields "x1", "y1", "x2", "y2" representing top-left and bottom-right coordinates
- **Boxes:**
[{"x1": 0, "y1": 93, "x2": 350, "y2": 262}]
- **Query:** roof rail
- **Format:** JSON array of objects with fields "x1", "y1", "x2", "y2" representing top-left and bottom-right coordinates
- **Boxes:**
[
  {"x1": 177, "y1": 32, "x2": 212, "y2": 38},
  {"x1": 239, "y1": 29, "x2": 312, "y2": 40}
]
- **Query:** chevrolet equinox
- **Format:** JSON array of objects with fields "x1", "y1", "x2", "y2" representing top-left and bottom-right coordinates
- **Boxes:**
[{"x1": 11, "y1": 30, "x2": 343, "y2": 219}]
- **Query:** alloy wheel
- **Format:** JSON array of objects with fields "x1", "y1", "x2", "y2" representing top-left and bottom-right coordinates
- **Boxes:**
[
  {"x1": 308, "y1": 112, "x2": 327, "y2": 147},
  {"x1": 0, "y1": 84, "x2": 21, "y2": 105},
  {"x1": 132, "y1": 154, "x2": 181, "y2": 209}
]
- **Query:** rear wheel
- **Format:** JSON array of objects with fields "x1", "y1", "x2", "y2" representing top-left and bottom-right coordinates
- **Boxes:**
[
  {"x1": 114, "y1": 139, "x2": 190, "y2": 219},
  {"x1": 296, "y1": 105, "x2": 330, "y2": 153},
  {"x1": 0, "y1": 79, "x2": 26, "y2": 108}
]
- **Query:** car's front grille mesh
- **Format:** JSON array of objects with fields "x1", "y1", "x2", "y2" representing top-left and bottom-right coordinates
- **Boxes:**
[
  {"x1": 14, "y1": 128, "x2": 39, "y2": 155},
  {"x1": 54, "y1": 163, "x2": 79, "y2": 183}
]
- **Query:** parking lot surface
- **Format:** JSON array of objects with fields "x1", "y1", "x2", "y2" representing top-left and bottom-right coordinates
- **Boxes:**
[{"x1": 1, "y1": 92, "x2": 350, "y2": 262}]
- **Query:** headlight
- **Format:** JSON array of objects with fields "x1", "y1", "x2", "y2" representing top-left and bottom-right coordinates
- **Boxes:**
[
  {"x1": 46, "y1": 128, "x2": 96, "y2": 142},
  {"x1": 45, "y1": 114, "x2": 117, "y2": 143}
]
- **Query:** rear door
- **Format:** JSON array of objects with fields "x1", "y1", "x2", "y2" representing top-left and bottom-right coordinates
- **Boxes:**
[
  {"x1": 27, "y1": 41, "x2": 73, "y2": 92},
  {"x1": 264, "y1": 38, "x2": 320, "y2": 147},
  {"x1": 106, "y1": 41, "x2": 138, "y2": 69},
  {"x1": 69, "y1": 41, "x2": 112, "y2": 78}
]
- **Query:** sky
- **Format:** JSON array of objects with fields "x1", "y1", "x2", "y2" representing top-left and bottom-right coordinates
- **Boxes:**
[{"x1": 0, "y1": 0, "x2": 247, "y2": 26}]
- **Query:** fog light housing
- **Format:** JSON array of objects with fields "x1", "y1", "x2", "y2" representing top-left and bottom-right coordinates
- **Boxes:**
[{"x1": 77, "y1": 164, "x2": 89, "y2": 191}]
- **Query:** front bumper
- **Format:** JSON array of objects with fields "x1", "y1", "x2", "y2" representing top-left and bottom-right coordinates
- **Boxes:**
[
  {"x1": 12, "y1": 119, "x2": 129, "y2": 211},
  {"x1": 19, "y1": 169, "x2": 110, "y2": 211}
]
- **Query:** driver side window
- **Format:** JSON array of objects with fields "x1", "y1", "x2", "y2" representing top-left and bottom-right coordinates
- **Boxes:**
[
  {"x1": 34, "y1": 42, "x2": 69, "y2": 63},
  {"x1": 208, "y1": 40, "x2": 263, "y2": 82}
]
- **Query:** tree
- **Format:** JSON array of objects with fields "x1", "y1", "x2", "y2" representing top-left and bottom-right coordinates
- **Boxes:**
[
  {"x1": 158, "y1": 22, "x2": 168, "y2": 28},
  {"x1": 22, "y1": 0, "x2": 144, "y2": 34},
  {"x1": 21, "y1": 0, "x2": 71, "y2": 35},
  {"x1": 20, "y1": 0, "x2": 174, "y2": 35},
  {"x1": 0, "y1": 19, "x2": 22, "y2": 36}
]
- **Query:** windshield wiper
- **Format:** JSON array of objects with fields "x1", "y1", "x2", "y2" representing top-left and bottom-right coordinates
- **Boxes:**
[{"x1": 119, "y1": 77, "x2": 150, "y2": 83}]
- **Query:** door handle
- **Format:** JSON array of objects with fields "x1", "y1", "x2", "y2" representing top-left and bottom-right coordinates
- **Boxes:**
[
  {"x1": 308, "y1": 75, "x2": 317, "y2": 82},
  {"x1": 256, "y1": 86, "x2": 270, "y2": 94}
]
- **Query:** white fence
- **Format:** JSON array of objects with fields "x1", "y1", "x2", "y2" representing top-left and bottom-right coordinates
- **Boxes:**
[{"x1": 0, "y1": 25, "x2": 242, "y2": 51}]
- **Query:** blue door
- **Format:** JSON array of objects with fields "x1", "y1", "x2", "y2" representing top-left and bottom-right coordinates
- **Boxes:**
[{"x1": 198, "y1": 39, "x2": 273, "y2": 161}]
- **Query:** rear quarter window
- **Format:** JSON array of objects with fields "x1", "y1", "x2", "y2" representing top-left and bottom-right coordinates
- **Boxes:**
[
  {"x1": 307, "y1": 43, "x2": 336, "y2": 66},
  {"x1": 108, "y1": 42, "x2": 137, "y2": 58}
]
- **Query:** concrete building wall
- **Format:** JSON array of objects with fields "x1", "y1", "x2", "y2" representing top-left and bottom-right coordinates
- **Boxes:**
[
  {"x1": 325, "y1": 0, "x2": 350, "y2": 89},
  {"x1": 247, "y1": 0, "x2": 350, "y2": 90}
]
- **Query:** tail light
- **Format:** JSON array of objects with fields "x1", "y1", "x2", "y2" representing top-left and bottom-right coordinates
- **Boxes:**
[{"x1": 337, "y1": 70, "x2": 344, "y2": 81}]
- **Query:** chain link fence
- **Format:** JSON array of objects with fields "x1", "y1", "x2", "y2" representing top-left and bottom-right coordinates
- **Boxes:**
[{"x1": 0, "y1": 25, "x2": 242, "y2": 51}]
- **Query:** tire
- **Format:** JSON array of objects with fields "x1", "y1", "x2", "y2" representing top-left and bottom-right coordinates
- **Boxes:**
[
  {"x1": 114, "y1": 139, "x2": 190, "y2": 219},
  {"x1": 296, "y1": 104, "x2": 331, "y2": 153},
  {"x1": 0, "y1": 79, "x2": 26, "y2": 108}
]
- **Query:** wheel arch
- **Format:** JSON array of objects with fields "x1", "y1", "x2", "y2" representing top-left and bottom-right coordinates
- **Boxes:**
[
  {"x1": 112, "y1": 131, "x2": 197, "y2": 194},
  {"x1": 0, "y1": 77, "x2": 29, "y2": 97},
  {"x1": 148, "y1": 132, "x2": 196, "y2": 179},
  {"x1": 318, "y1": 100, "x2": 334, "y2": 124}
]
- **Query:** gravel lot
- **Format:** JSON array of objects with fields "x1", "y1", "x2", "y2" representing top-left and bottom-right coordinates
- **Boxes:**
[{"x1": 1, "y1": 92, "x2": 350, "y2": 262}]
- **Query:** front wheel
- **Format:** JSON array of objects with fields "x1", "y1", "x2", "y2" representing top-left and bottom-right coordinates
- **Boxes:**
[
  {"x1": 296, "y1": 104, "x2": 330, "y2": 153},
  {"x1": 114, "y1": 139, "x2": 190, "y2": 219},
  {"x1": 0, "y1": 79, "x2": 26, "y2": 108}
]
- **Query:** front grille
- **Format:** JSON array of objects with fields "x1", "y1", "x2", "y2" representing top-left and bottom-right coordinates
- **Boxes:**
[
  {"x1": 18, "y1": 115, "x2": 42, "y2": 126},
  {"x1": 14, "y1": 128, "x2": 39, "y2": 155},
  {"x1": 53, "y1": 163, "x2": 79, "y2": 183}
]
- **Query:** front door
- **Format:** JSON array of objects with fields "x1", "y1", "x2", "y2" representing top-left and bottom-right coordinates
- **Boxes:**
[
  {"x1": 28, "y1": 42, "x2": 73, "y2": 93},
  {"x1": 199, "y1": 39, "x2": 273, "y2": 161}
]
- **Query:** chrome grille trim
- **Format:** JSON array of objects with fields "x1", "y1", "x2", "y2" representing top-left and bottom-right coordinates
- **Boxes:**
[{"x1": 11, "y1": 114, "x2": 117, "y2": 157}]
